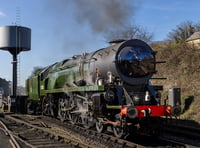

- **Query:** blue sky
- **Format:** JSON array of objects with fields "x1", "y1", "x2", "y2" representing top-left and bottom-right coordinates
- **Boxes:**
[{"x1": 0, "y1": 0, "x2": 199, "y2": 86}]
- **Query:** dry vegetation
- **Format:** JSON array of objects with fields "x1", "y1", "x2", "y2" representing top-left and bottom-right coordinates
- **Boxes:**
[{"x1": 151, "y1": 42, "x2": 200, "y2": 123}]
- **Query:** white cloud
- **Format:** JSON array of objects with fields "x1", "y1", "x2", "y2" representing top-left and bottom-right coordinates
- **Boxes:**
[{"x1": 0, "y1": 11, "x2": 6, "y2": 17}]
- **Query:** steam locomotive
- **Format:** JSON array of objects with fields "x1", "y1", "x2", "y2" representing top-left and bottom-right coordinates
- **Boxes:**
[{"x1": 26, "y1": 39, "x2": 173, "y2": 138}]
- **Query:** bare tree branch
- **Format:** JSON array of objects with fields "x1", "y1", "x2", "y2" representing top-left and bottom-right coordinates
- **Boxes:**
[
  {"x1": 168, "y1": 21, "x2": 200, "y2": 43},
  {"x1": 104, "y1": 25, "x2": 153, "y2": 43}
]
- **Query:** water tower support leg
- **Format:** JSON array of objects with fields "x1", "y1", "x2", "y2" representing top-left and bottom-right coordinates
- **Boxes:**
[{"x1": 12, "y1": 53, "x2": 17, "y2": 99}]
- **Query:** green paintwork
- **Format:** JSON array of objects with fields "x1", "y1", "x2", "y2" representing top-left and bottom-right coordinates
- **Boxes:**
[
  {"x1": 26, "y1": 53, "x2": 100, "y2": 101},
  {"x1": 44, "y1": 85, "x2": 104, "y2": 94},
  {"x1": 54, "y1": 74, "x2": 67, "y2": 88},
  {"x1": 26, "y1": 75, "x2": 40, "y2": 100},
  {"x1": 39, "y1": 80, "x2": 45, "y2": 96},
  {"x1": 44, "y1": 56, "x2": 91, "y2": 91}
]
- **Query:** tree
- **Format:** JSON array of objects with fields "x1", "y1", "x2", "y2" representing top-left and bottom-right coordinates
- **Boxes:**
[
  {"x1": 168, "y1": 21, "x2": 200, "y2": 43},
  {"x1": 104, "y1": 25, "x2": 153, "y2": 43},
  {"x1": 194, "y1": 22, "x2": 200, "y2": 31}
]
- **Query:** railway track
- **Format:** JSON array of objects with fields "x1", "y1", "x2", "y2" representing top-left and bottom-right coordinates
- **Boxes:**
[
  {"x1": 161, "y1": 119, "x2": 200, "y2": 147},
  {"x1": 0, "y1": 114, "x2": 93, "y2": 148},
  {"x1": 0, "y1": 114, "x2": 142, "y2": 148},
  {"x1": 24, "y1": 115, "x2": 188, "y2": 147},
  {"x1": 0, "y1": 120, "x2": 21, "y2": 148},
  {"x1": 0, "y1": 113, "x2": 196, "y2": 148}
]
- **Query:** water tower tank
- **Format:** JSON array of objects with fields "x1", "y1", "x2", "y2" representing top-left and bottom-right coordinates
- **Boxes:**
[{"x1": 0, "y1": 26, "x2": 31, "y2": 53}]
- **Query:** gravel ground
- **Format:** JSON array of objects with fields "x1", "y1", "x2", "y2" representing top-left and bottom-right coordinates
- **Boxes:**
[{"x1": 0, "y1": 130, "x2": 12, "y2": 148}]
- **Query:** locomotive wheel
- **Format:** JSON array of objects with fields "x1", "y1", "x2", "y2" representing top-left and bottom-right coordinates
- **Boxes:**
[
  {"x1": 96, "y1": 119, "x2": 105, "y2": 133},
  {"x1": 69, "y1": 113, "x2": 78, "y2": 125},
  {"x1": 68, "y1": 95, "x2": 75, "y2": 109},
  {"x1": 66, "y1": 111, "x2": 71, "y2": 121},
  {"x1": 27, "y1": 100, "x2": 35, "y2": 114},
  {"x1": 82, "y1": 114, "x2": 94, "y2": 129},
  {"x1": 42, "y1": 95, "x2": 54, "y2": 117},
  {"x1": 113, "y1": 125, "x2": 124, "y2": 138},
  {"x1": 113, "y1": 119, "x2": 124, "y2": 138},
  {"x1": 58, "y1": 97, "x2": 68, "y2": 122}
]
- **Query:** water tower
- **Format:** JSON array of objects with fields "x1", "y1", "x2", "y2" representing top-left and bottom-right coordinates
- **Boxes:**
[{"x1": 0, "y1": 26, "x2": 31, "y2": 99}]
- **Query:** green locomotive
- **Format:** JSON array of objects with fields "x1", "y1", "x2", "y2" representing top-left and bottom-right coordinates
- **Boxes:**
[{"x1": 26, "y1": 39, "x2": 173, "y2": 137}]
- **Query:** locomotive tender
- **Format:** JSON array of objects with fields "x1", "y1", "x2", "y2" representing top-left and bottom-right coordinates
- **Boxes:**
[{"x1": 26, "y1": 39, "x2": 172, "y2": 137}]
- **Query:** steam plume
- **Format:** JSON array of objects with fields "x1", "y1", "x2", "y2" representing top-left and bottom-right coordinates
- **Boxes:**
[
  {"x1": 46, "y1": 0, "x2": 135, "y2": 34},
  {"x1": 71, "y1": 0, "x2": 134, "y2": 33}
]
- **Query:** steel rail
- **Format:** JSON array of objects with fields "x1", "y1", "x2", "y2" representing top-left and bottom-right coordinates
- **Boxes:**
[
  {"x1": 0, "y1": 120, "x2": 21, "y2": 148},
  {"x1": 5, "y1": 115, "x2": 92, "y2": 148}
]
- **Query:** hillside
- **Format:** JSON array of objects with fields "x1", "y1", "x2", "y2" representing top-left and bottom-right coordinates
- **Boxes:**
[{"x1": 151, "y1": 42, "x2": 200, "y2": 123}]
